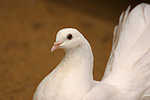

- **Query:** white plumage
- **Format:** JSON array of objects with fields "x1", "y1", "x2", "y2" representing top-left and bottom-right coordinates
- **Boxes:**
[{"x1": 33, "y1": 3, "x2": 150, "y2": 100}]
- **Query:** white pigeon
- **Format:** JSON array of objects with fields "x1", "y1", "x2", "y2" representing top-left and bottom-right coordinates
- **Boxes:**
[{"x1": 33, "y1": 3, "x2": 150, "y2": 100}]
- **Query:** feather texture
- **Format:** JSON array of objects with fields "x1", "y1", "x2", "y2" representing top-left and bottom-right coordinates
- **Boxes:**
[{"x1": 102, "y1": 3, "x2": 150, "y2": 99}]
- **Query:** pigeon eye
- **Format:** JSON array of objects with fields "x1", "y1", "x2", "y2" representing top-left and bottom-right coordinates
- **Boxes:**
[{"x1": 67, "y1": 34, "x2": 72, "y2": 40}]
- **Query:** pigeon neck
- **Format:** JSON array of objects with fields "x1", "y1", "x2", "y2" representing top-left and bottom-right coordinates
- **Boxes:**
[
  {"x1": 60, "y1": 42, "x2": 94, "y2": 86},
  {"x1": 64, "y1": 43, "x2": 93, "y2": 75},
  {"x1": 54, "y1": 40, "x2": 94, "y2": 97}
]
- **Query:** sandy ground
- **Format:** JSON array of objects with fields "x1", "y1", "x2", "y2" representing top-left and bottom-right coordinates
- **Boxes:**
[{"x1": 0, "y1": 0, "x2": 150, "y2": 100}]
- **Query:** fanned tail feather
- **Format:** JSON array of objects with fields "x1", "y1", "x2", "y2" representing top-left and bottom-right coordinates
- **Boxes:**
[
  {"x1": 102, "y1": 3, "x2": 150, "y2": 99},
  {"x1": 103, "y1": 6, "x2": 131, "y2": 78}
]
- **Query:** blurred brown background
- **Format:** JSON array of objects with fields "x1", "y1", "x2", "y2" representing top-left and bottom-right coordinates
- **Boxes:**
[{"x1": 0, "y1": 0, "x2": 150, "y2": 100}]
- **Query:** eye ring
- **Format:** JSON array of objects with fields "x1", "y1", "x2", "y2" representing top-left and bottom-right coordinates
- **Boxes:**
[{"x1": 67, "y1": 34, "x2": 72, "y2": 40}]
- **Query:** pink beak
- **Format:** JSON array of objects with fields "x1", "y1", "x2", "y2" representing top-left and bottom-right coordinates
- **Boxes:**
[{"x1": 51, "y1": 41, "x2": 63, "y2": 52}]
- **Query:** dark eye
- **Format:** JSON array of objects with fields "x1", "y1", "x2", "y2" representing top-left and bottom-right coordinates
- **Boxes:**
[{"x1": 67, "y1": 34, "x2": 72, "y2": 40}]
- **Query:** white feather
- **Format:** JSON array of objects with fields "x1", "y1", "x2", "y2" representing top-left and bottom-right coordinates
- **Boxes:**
[{"x1": 102, "y1": 3, "x2": 150, "y2": 99}]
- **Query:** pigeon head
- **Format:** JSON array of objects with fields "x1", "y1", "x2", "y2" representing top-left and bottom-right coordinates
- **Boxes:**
[{"x1": 51, "y1": 28, "x2": 88, "y2": 52}]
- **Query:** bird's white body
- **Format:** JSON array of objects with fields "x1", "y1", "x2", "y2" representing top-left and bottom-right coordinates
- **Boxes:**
[
  {"x1": 34, "y1": 28, "x2": 94, "y2": 100},
  {"x1": 33, "y1": 3, "x2": 150, "y2": 100}
]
